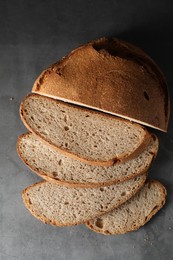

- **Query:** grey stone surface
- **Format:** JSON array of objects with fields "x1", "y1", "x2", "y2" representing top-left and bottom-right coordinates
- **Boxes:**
[{"x1": 0, "y1": 1, "x2": 173, "y2": 259}]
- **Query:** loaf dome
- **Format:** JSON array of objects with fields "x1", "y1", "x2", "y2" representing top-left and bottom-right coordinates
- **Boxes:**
[{"x1": 32, "y1": 37, "x2": 170, "y2": 132}]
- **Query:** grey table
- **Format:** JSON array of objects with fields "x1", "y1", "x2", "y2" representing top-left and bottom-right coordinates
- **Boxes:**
[{"x1": 0, "y1": 1, "x2": 173, "y2": 259}]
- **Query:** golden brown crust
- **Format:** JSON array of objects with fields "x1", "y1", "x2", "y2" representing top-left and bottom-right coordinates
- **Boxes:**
[
  {"x1": 20, "y1": 93, "x2": 151, "y2": 167},
  {"x1": 17, "y1": 133, "x2": 157, "y2": 188},
  {"x1": 85, "y1": 180, "x2": 167, "y2": 235},
  {"x1": 32, "y1": 37, "x2": 170, "y2": 132},
  {"x1": 22, "y1": 174, "x2": 147, "y2": 227}
]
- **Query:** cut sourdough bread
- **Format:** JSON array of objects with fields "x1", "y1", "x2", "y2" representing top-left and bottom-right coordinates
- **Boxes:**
[
  {"x1": 86, "y1": 180, "x2": 166, "y2": 235},
  {"x1": 20, "y1": 93, "x2": 150, "y2": 166},
  {"x1": 32, "y1": 37, "x2": 170, "y2": 132},
  {"x1": 22, "y1": 174, "x2": 147, "y2": 226},
  {"x1": 17, "y1": 133, "x2": 158, "y2": 188}
]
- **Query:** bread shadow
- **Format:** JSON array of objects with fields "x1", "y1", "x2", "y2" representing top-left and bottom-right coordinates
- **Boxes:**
[
  {"x1": 109, "y1": 21, "x2": 173, "y2": 98},
  {"x1": 113, "y1": 22, "x2": 173, "y2": 71}
]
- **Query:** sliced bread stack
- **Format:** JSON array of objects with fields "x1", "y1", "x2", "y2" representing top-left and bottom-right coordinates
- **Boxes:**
[{"x1": 17, "y1": 37, "x2": 169, "y2": 235}]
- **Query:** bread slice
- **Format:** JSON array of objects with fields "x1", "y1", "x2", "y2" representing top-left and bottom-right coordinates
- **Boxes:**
[
  {"x1": 17, "y1": 133, "x2": 158, "y2": 188},
  {"x1": 86, "y1": 180, "x2": 166, "y2": 235},
  {"x1": 32, "y1": 37, "x2": 170, "y2": 132},
  {"x1": 22, "y1": 174, "x2": 146, "y2": 226},
  {"x1": 20, "y1": 93, "x2": 150, "y2": 166}
]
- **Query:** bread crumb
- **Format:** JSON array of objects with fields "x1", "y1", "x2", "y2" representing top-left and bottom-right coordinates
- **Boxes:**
[{"x1": 9, "y1": 97, "x2": 14, "y2": 101}]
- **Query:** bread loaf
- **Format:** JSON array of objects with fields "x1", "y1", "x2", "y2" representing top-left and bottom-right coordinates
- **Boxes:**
[{"x1": 32, "y1": 38, "x2": 170, "y2": 132}]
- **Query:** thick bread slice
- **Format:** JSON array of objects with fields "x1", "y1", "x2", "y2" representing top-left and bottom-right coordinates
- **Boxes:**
[
  {"x1": 32, "y1": 37, "x2": 170, "y2": 132},
  {"x1": 17, "y1": 133, "x2": 158, "y2": 188},
  {"x1": 86, "y1": 180, "x2": 166, "y2": 235},
  {"x1": 22, "y1": 174, "x2": 147, "y2": 226},
  {"x1": 20, "y1": 93, "x2": 150, "y2": 166}
]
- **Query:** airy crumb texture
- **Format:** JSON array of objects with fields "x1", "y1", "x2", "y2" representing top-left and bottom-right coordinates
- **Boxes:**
[
  {"x1": 17, "y1": 133, "x2": 158, "y2": 187},
  {"x1": 22, "y1": 174, "x2": 146, "y2": 226},
  {"x1": 20, "y1": 94, "x2": 149, "y2": 165},
  {"x1": 86, "y1": 180, "x2": 166, "y2": 235}
]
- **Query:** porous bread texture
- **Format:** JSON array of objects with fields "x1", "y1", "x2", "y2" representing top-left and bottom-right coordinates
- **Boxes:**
[
  {"x1": 17, "y1": 133, "x2": 158, "y2": 187},
  {"x1": 86, "y1": 180, "x2": 166, "y2": 235},
  {"x1": 32, "y1": 37, "x2": 170, "y2": 132},
  {"x1": 22, "y1": 174, "x2": 147, "y2": 226},
  {"x1": 20, "y1": 93, "x2": 150, "y2": 166}
]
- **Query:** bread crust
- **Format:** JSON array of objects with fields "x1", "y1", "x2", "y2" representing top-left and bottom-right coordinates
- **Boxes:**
[
  {"x1": 17, "y1": 133, "x2": 158, "y2": 188},
  {"x1": 32, "y1": 37, "x2": 170, "y2": 132},
  {"x1": 22, "y1": 174, "x2": 147, "y2": 227},
  {"x1": 85, "y1": 180, "x2": 167, "y2": 235},
  {"x1": 20, "y1": 93, "x2": 151, "y2": 167}
]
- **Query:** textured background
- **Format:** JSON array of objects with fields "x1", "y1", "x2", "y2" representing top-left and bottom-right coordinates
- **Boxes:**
[{"x1": 0, "y1": 0, "x2": 173, "y2": 259}]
